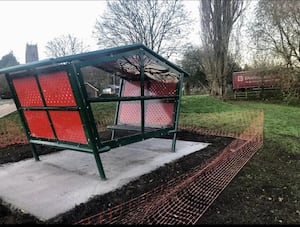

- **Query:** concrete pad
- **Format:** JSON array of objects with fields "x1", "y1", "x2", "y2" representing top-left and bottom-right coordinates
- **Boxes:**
[{"x1": 0, "y1": 138, "x2": 209, "y2": 221}]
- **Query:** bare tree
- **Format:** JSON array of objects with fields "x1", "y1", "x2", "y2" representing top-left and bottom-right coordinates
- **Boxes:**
[
  {"x1": 250, "y1": 0, "x2": 300, "y2": 98},
  {"x1": 180, "y1": 45, "x2": 242, "y2": 95},
  {"x1": 45, "y1": 34, "x2": 90, "y2": 58},
  {"x1": 180, "y1": 46, "x2": 208, "y2": 94},
  {"x1": 200, "y1": 0, "x2": 246, "y2": 99},
  {"x1": 93, "y1": 0, "x2": 191, "y2": 58},
  {"x1": 251, "y1": 0, "x2": 300, "y2": 70}
]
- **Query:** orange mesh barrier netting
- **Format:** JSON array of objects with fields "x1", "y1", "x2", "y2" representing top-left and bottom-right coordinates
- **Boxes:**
[{"x1": 76, "y1": 110, "x2": 264, "y2": 224}]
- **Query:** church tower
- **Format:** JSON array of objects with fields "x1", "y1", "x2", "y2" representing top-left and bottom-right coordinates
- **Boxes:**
[{"x1": 25, "y1": 43, "x2": 39, "y2": 63}]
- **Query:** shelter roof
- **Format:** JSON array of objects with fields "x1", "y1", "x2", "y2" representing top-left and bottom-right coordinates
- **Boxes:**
[{"x1": 0, "y1": 43, "x2": 190, "y2": 82}]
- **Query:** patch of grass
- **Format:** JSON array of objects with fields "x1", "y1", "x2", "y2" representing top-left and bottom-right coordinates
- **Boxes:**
[
  {"x1": 181, "y1": 95, "x2": 241, "y2": 113},
  {"x1": 90, "y1": 102, "x2": 116, "y2": 124},
  {"x1": 229, "y1": 101, "x2": 300, "y2": 137},
  {"x1": 229, "y1": 101, "x2": 300, "y2": 154},
  {"x1": 0, "y1": 112, "x2": 24, "y2": 135},
  {"x1": 180, "y1": 111, "x2": 250, "y2": 135},
  {"x1": 90, "y1": 102, "x2": 117, "y2": 114}
]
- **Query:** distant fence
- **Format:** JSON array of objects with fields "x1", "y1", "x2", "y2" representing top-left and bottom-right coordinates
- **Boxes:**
[
  {"x1": 75, "y1": 110, "x2": 264, "y2": 224},
  {"x1": 233, "y1": 89, "x2": 282, "y2": 100}
]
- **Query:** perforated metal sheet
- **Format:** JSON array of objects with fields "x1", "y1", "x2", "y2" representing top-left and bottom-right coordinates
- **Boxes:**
[
  {"x1": 38, "y1": 71, "x2": 76, "y2": 106},
  {"x1": 24, "y1": 110, "x2": 55, "y2": 139},
  {"x1": 49, "y1": 111, "x2": 88, "y2": 144},
  {"x1": 149, "y1": 81, "x2": 177, "y2": 96},
  {"x1": 122, "y1": 81, "x2": 145, "y2": 96},
  {"x1": 145, "y1": 101, "x2": 174, "y2": 126},
  {"x1": 13, "y1": 76, "x2": 44, "y2": 107},
  {"x1": 122, "y1": 81, "x2": 177, "y2": 97},
  {"x1": 118, "y1": 101, "x2": 141, "y2": 125},
  {"x1": 118, "y1": 80, "x2": 176, "y2": 127},
  {"x1": 119, "y1": 81, "x2": 142, "y2": 125}
]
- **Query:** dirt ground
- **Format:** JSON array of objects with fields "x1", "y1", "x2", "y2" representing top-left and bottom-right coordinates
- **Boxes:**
[{"x1": 0, "y1": 130, "x2": 233, "y2": 224}]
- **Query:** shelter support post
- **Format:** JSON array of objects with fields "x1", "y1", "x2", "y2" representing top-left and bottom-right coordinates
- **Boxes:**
[
  {"x1": 140, "y1": 50, "x2": 145, "y2": 135},
  {"x1": 171, "y1": 73, "x2": 184, "y2": 152},
  {"x1": 30, "y1": 143, "x2": 40, "y2": 161},
  {"x1": 92, "y1": 148, "x2": 107, "y2": 180},
  {"x1": 111, "y1": 79, "x2": 124, "y2": 140}
]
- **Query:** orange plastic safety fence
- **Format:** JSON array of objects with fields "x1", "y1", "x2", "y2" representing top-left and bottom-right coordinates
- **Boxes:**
[{"x1": 76, "y1": 110, "x2": 264, "y2": 224}]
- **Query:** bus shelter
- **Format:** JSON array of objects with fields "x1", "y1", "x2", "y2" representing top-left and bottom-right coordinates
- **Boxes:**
[{"x1": 0, "y1": 43, "x2": 189, "y2": 180}]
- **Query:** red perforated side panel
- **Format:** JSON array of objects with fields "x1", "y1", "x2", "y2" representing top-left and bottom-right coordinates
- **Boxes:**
[
  {"x1": 145, "y1": 101, "x2": 174, "y2": 126},
  {"x1": 118, "y1": 102, "x2": 141, "y2": 125},
  {"x1": 119, "y1": 81, "x2": 176, "y2": 126},
  {"x1": 24, "y1": 110, "x2": 55, "y2": 139},
  {"x1": 149, "y1": 81, "x2": 177, "y2": 96},
  {"x1": 13, "y1": 76, "x2": 44, "y2": 107},
  {"x1": 122, "y1": 81, "x2": 147, "y2": 96},
  {"x1": 49, "y1": 111, "x2": 88, "y2": 144},
  {"x1": 122, "y1": 81, "x2": 177, "y2": 97},
  {"x1": 38, "y1": 71, "x2": 76, "y2": 106}
]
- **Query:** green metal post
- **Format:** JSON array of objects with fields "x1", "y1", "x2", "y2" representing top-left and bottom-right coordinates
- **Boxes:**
[
  {"x1": 92, "y1": 147, "x2": 107, "y2": 180},
  {"x1": 140, "y1": 50, "x2": 145, "y2": 134},
  {"x1": 71, "y1": 64, "x2": 108, "y2": 180},
  {"x1": 171, "y1": 73, "x2": 184, "y2": 152},
  {"x1": 30, "y1": 143, "x2": 40, "y2": 161},
  {"x1": 111, "y1": 78, "x2": 124, "y2": 140}
]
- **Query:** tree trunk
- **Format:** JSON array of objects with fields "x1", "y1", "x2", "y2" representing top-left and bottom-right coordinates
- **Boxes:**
[{"x1": 200, "y1": 0, "x2": 245, "y2": 100}]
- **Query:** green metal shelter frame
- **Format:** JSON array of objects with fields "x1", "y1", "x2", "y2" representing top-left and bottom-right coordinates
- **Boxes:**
[{"x1": 0, "y1": 43, "x2": 189, "y2": 180}]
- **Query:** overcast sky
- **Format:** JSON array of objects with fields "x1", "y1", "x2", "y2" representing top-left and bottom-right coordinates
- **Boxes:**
[{"x1": 0, "y1": 0, "x2": 200, "y2": 64}]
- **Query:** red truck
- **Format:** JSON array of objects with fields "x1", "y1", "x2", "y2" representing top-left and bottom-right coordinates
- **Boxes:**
[{"x1": 232, "y1": 71, "x2": 281, "y2": 91}]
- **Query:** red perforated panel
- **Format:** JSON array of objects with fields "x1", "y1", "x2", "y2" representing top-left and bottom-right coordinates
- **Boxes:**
[
  {"x1": 24, "y1": 110, "x2": 55, "y2": 139},
  {"x1": 38, "y1": 71, "x2": 76, "y2": 106},
  {"x1": 49, "y1": 111, "x2": 88, "y2": 144},
  {"x1": 119, "y1": 81, "x2": 176, "y2": 126},
  {"x1": 122, "y1": 81, "x2": 176, "y2": 97},
  {"x1": 123, "y1": 81, "x2": 147, "y2": 96},
  {"x1": 145, "y1": 101, "x2": 174, "y2": 126},
  {"x1": 118, "y1": 102, "x2": 141, "y2": 125},
  {"x1": 149, "y1": 81, "x2": 177, "y2": 96},
  {"x1": 13, "y1": 76, "x2": 44, "y2": 107}
]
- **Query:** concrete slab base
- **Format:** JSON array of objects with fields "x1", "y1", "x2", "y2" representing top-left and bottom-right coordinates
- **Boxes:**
[{"x1": 0, "y1": 138, "x2": 209, "y2": 221}]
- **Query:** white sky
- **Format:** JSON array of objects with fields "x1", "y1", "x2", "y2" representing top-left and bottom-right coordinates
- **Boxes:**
[{"x1": 0, "y1": 0, "x2": 201, "y2": 64}]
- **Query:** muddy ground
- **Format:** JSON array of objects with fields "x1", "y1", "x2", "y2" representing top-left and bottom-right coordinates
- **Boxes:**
[{"x1": 0, "y1": 130, "x2": 233, "y2": 224}]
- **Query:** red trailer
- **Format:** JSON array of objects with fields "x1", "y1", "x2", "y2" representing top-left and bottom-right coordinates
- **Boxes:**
[{"x1": 232, "y1": 71, "x2": 281, "y2": 91}]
